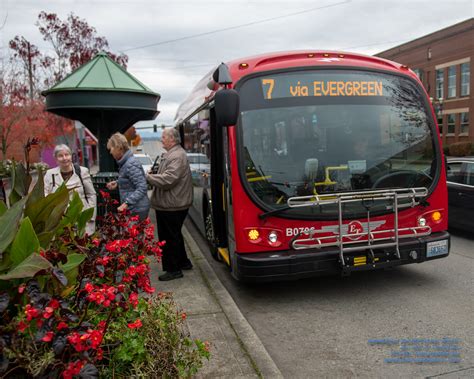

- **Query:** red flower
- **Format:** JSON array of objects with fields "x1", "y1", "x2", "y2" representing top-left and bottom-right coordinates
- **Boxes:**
[
  {"x1": 57, "y1": 321, "x2": 69, "y2": 331},
  {"x1": 84, "y1": 283, "x2": 94, "y2": 293},
  {"x1": 48, "y1": 298, "x2": 60, "y2": 309},
  {"x1": 126, "y1": 266, "x2": 137, "y2": 277},
  {"x1": 18, "y1": 284, "x2": 26, "y2": 294},
  {"x1": 87, "y1": 291, "x2": 105, "y2": 305},
  {"x1": 99, "y1": 190, "x2": 110, "y2": 199},
  {"x1": 105, "y1": 240, "x2": 121, "y2": 253},
  {"x1": 145, "y1": 225, "x2": 155, "y2": 239},
  {"x1": 129, "y1": 292, "x2": 139, "y2": 308},
  {"x1": 151, "y1": 246, "x2": 163, "y2": 255},
  {"x1": 142, "y1": 283, "x2": 155, "y2": 294},
  {"x1": 127, "y1": 319, "x2": 142, "y2": 329},
  {"x1": 136, "y1": 264, "x2": 147, "y2": 276},
  {"x1": 88, "y1": 329, "x2": 103, "y2": 349},
  {"x1": 62, "y1": 360, "x2": 84, "y2": 379},
  {"x1": 25, "y1": 304, "x2": 41, "y2": 321},
  {"x1": 42, "y1": 331, "x2": 54, "y2": 342},
  {"x1": 130, "y1": 215, "x2": 140, "y2": 222},
  {"x1": 97, "y1": 321, "x2": 106, "y2": 331},
  {"x1": 129, "y1": 225, "x2": 139, "y2": 238},
  {"x1": 96, "y1": 256, "x2": 112, "y2": 266},
  {"x1": 181, "y1": 312, "x2": 187, "y2": 320},
  {"x1": 118, "y1": 239, "x2": 132, "y2": 248},
  {"x1": 43, "y1": 307, "x2": 54, "y2": 319},
  {"x1": 92, "y1": 238, "x2": 100, "y2": 247},
  {"x1": 18, "y1": 320, "x2": 28, "y2": 332},
  {"x1": 96, "y1": 347, "x2": 104, "y2": 360},
  {"x1": 117, "y1": 284, "x2": 125, "y2": 293}
]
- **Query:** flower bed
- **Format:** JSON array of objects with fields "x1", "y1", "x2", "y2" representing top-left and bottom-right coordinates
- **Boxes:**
[{"x1": 0, "y1": 163, "x2": 209, "y2": 378}]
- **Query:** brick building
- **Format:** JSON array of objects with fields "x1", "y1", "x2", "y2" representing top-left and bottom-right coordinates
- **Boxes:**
[{"x1": 376, "y1": 18, "x2": 473, "y2": 148}]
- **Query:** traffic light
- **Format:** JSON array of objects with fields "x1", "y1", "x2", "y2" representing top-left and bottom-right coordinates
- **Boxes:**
[{"x1": 153, "y1": 124, "x2": 157, "y2": 133}]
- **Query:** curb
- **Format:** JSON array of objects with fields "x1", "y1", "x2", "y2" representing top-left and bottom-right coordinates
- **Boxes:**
[{"x1": 182, "y1": 226, "x2": 283, "y2": 379}]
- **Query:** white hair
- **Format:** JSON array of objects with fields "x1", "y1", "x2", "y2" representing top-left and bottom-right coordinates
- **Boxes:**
[
  {"x1": 163, "y1": 127, "x2": 181, "y2": 144},
  {"x1": 53, "y1": 144, "x2": 72, "y2": 157}
]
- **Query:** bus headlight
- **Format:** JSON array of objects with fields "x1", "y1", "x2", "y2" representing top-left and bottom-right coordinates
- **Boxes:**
[
  {"x1": 244, "y1": 227, "x2": 282, "y2": 247},
  {"x1": 418, "y1": 217, "x2": 427, "y2": 227},
  {"x1": 268, "y1": 231, "x2": 278, "y2": 244}
]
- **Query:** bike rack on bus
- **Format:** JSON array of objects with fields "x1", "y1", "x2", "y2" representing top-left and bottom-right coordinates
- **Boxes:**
[{"x1": 287, "y1": 187, "x2": 431, "y2": 268}]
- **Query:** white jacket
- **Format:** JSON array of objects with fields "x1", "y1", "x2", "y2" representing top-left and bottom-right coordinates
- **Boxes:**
[{"x1": 44, "y1": 165, "x2": 97, "y2": 235}]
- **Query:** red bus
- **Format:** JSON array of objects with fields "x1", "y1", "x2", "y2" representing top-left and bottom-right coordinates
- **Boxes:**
[{"x1": 176, "y1": 51, "x2": 450, "y2": 282}]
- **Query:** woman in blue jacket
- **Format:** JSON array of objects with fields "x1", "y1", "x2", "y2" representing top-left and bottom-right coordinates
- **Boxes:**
[{"x1": 106, "y1": 132, "x2": 150, "y2": 220}]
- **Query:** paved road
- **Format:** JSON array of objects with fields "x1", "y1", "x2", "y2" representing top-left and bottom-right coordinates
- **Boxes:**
[{"x1": 186, "y1": 219, "x2": 474, "y2": 378}]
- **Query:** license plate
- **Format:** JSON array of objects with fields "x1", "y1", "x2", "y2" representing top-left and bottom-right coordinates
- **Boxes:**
[{"x1": 426, "y1": 240, "x2": 448, "y2": 258}]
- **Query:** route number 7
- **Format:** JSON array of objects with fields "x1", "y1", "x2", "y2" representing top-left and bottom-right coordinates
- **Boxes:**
[{"x1": 262, "y1": 79, "x2": 274, "y2": 99}]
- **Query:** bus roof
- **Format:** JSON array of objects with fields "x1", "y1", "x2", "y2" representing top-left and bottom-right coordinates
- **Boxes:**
[
  {"x1": 225, "y1": 50, "x2": 406, "y2": 80},
  {"x1": 175, "y1": 50, "x2": 413, "y2": 123}
]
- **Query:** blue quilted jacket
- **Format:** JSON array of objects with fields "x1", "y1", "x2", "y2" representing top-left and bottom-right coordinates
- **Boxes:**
[{"x1": 117, "y1": 150, "x2": 150, "y2": 215}]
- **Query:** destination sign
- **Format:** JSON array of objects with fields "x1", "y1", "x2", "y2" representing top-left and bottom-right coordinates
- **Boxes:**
[{"x1": 261, "y1": 72, "x2": 388, "y2": 100}]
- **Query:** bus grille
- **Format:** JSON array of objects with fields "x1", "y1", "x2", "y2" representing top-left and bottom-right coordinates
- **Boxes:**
[{"x1": 287, "y1": 187, "x2": 431, "y2": 266}]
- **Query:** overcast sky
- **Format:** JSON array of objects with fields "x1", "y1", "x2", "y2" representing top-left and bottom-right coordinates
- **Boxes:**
[{"x1": 1, "y1": 0, "x2": 472, "y2": 128}]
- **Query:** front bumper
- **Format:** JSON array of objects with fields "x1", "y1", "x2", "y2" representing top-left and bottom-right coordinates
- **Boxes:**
[{"x1": 233, "y1": 231, "x2": 450, "y2": 282}]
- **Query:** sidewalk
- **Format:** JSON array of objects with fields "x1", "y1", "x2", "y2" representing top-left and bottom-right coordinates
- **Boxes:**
[{"x1": 149, "y1": 213, "x2": 282, "y2": 378}]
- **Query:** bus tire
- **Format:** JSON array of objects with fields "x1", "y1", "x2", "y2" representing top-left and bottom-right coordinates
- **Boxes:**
[{"x1": 204, "y1": 204, "x2": 221, "y2": 261}]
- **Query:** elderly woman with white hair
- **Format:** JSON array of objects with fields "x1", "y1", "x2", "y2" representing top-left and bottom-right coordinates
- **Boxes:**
[{"x1": 44, "y1": 144, "x2": 97, "y2": 235}]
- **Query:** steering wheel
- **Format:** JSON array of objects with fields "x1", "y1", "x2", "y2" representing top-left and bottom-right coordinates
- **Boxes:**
[{"x1": 372, "y1": 170, "x2": 432, "y2": 189}]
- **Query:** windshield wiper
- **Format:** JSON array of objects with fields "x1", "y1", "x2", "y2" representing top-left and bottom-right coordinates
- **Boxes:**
[{"x1": 259, "y1": 205, "x2": 292, "y2": 220}]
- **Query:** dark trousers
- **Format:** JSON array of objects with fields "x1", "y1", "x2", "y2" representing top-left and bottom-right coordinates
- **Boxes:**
[{"x1": 155, "y1": 209, "x2": 191, "y2": 273}]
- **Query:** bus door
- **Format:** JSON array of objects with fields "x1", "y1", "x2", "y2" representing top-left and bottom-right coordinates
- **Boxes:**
[{"x1": 209, "y1": 107, "x2": 229, "y2": 252}]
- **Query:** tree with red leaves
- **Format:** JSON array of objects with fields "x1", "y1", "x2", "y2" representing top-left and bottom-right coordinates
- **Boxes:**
[
  {"x1": 0, "y1": 100, "x2": 73, "y2": 161},
  {"x1": 36, "y1": 11, "x2": 128, "y2": 82},
  {"x1": 2, "y1": 12, "x2": 128, "y2": 162}
]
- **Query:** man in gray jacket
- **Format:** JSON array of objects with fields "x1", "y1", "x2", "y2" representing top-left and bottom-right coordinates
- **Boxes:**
[{"x1": 147, "y1": 128, "x2": 193, "y2": 281}]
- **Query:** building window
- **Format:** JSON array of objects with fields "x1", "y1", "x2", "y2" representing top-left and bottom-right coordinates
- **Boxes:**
[
  {"x1": 447, "y1": 114, "x2": 456, "y2": 134},
  {"x1": 436, "y1": 69, "x2": 444, "y2": 99},
  {"x1": 461, "y1": 63, "x2": 470, "y2": 96},
  {"x1": 437, "y1": 115, "x2": 443, "y2": 135},
  {"x1": 460, "y1": 112, "x2": 469, "y2": 135},
  {"x1": 447, "y1": 66, "x2": 456, "y2": 98}
]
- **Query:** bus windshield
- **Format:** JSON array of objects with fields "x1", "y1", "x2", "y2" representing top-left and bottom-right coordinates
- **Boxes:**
[{"x1": 238, "y1": 69, "x2": 438, "y2": 218}]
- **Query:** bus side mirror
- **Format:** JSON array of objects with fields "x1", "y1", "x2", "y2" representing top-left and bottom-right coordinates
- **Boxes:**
[{"x1": 215, "y1": 89, "x2": 240, "y2": 127}]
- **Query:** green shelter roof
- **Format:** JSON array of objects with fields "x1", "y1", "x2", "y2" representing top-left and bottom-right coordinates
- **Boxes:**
[{"x1": 43, "y1": 52, "x2": 159, "y2": 96}]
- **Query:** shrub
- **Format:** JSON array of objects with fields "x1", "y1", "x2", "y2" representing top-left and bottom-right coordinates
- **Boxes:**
[{"x1": 448, "y1": 141, "x2": 471, "y2": 156}]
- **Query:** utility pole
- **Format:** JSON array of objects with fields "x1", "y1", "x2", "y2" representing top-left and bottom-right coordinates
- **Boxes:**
[{"x1": 27, "y1": 41, "x2": 34, "y2": 100}]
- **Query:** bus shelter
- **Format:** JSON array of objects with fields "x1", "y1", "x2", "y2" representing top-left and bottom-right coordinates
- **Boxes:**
[{"x1": 42, "y1": 52, "x2": 160, "y2": 172}]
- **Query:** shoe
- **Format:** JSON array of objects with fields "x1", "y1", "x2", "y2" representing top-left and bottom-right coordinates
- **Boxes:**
[
  {"x1": 159, "y1": 271, "x2": 183, "y2": 281},
  {"x1": 181, "y1": 263, "x2": 193, "y2": 270}
]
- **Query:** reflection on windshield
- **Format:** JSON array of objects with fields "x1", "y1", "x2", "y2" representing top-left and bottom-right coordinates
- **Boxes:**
[{"x1": 241, "y1": 101, "x2": 436, "y2": 217}]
